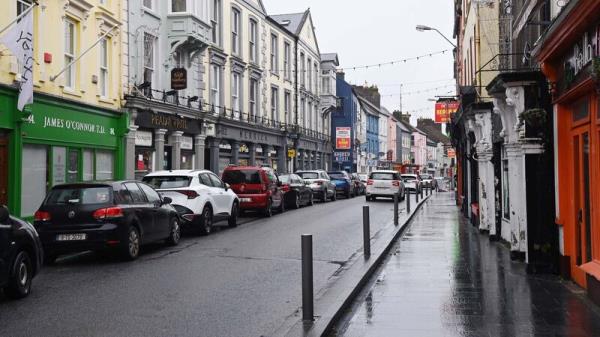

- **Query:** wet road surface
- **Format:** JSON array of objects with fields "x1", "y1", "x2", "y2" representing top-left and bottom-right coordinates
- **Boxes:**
[
  {"x1": 331, "y1": 192, "x2": 600, "y2": 337},
  {"x1": 0, "y1": 195, "x2": 406, "y2": 337}
]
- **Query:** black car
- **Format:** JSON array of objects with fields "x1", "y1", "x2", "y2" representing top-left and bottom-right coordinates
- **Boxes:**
[
  {"x1": 34, "y1": 181, "x2": 181, "y2": 262},
  {"x1": 279, "y1": 174, "x2": 314, "y2": 209},
  {"x1": 0, "y1": 206, "x2": 43, "y2": 299}
]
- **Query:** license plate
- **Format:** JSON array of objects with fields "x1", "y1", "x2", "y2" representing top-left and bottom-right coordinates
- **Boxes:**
[
  {"x1": 240, "y1": 198, "x2": 252, "y2": 203},
  {"x1": 56, "y1": 234, "x2": 87, "y2": 241}
]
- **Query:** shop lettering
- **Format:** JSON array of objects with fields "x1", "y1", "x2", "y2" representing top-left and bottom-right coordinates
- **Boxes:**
[
  {"x1": 565, "y1": 28, "x2": 600, "y2": 81},
  {"x1": 151, "y1": 114, "x2": 188, "y2": 130},
  {"x1": 41, "y1": 116, "x2": 107, "y2": 134},
  {"x1": 240, "y1": 130, "x2": 269, "y2": 142}
]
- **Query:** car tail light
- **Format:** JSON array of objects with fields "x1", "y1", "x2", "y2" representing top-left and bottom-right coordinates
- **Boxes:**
[
  {"x1": 34, "y1": 210, "x2": 51, "y2": 222},
  {"x1": 263, "y1": 183, "x2": 269, "y2": 192},
  {"x1": 367, "y1": 179, "x2": 374, "y2": 185},
  {"x1": 392, "y1": 180, "x2": 400, "y2": 187},
  {"x1": 316, "y1": 181, "x2": 323, "y2": 186},
  {"x1": 177, "y1": 190, "x2": 199, "y2": 199},
  {"x1": 93, "y1": 207, "x2": 124, "y2": 220}
]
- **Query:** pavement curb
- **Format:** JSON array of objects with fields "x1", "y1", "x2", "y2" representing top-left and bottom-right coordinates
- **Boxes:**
[{"x1": 278, "y1": 193, "x2": 433, "y2": 337}]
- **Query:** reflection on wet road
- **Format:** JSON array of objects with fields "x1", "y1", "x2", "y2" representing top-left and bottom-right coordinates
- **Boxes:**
[{"x1": 332, "y1": 192, "x2": 600, "y2": 337}]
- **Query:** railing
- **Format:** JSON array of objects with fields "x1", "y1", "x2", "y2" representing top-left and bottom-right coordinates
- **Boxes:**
[{"x1": 128, "y1": 87, "x2": 331, "y2": 141}]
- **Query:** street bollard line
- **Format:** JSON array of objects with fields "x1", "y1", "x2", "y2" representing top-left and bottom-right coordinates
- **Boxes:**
[
  {"x1": 301, "y1": 234, "x2": 314, "y2": 321},
  {"x1": 393, "y1": 193, "x2": 399, "y2": 226},
  {"x1": 363, "y1": 206, "x2": 371, "y2": 257},
  {"x1": 407, "y1": 190, "x2": 411, "y2": 213}
]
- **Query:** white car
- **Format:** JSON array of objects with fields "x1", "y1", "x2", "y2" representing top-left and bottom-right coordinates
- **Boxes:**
[
  {"x1": 142, "y1": 170, "x2": 239, "y2": 235},
  {"x1": 365, "y1": 170, "x2": 405, "y2": 201},
  {"x1": 401, "y1": 174, "x2": 422, "y2": 193}
]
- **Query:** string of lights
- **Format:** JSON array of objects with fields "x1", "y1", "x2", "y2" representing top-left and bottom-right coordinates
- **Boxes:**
[
  {"x1": 338, "y1": 49, "x2": 451, "y2": 71},
  {"x1": 378, "y1": 84, "x2": 455, "y2": 97}
]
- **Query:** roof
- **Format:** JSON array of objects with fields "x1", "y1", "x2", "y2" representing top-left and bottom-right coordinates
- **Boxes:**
[
  {"x1": 418, "y1": 124, "x2": 451, "y2": 145},
  {"x1": 380, "y1": 107, "x2": 392, "y2": 118},
  {"x1": 399, "y1": 119, "x2": 417, "y2": 133},
  {"x1": 269, "y1": 11, "x2": 307, "y2": 35},
  {"x1": 356, "y1": 95, "x2": 380, "y2": 117},
  {"x1": 397, "y1": 120, "x2": 410, "y2": 132},
  {"x1": 321, "y1": 53, "x2": 339, "y2": 65}
]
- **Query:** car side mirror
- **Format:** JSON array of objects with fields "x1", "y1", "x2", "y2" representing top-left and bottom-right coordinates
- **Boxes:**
[
  {"x1": 162, "y1": 197, "x2": 172, "y2": 205},
  {"x1": 0, "y1": 205, "x2": 9, "y2": 223},
  {"x1": 225, "y1": 183, "x2": 230, "y2": 191}
]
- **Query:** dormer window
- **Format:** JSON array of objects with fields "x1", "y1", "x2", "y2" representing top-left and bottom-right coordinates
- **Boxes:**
[{"x1": 280, "y1": 20, "x2": 291, "y2": 26}]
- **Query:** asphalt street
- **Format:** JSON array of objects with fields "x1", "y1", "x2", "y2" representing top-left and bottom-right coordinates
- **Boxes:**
[{"x1": 0, "y1": 195, "x2": 403, "y2": 337}]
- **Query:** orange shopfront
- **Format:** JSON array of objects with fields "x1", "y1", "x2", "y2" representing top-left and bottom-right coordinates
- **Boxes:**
[{"x1": 536, "y1": 0, "x2": 600, "y2": 296}]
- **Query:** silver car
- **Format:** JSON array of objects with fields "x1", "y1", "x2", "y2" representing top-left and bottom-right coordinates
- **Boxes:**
[{"x1": 296, "y1": 170, "x2": 337, "y2": 202}]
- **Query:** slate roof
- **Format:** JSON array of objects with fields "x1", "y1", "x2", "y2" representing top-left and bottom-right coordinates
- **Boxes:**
[
  {"x1": 321, "y1": 53, "x2": 339, "y2": 65},
  {"x1": 269, "y1": 12, "x2": 307, "y2": 35},
  {"x1": 418, "y1": 124, "x2": 451, "y2": 144}
]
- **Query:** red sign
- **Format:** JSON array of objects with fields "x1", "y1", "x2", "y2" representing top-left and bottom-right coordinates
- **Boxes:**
[
  {"x1": 435, "y1": 101, "x2": 459, "y2": 123},
  {"x1": 335, "y1": 127, "x2": 351, "y2": 150}
]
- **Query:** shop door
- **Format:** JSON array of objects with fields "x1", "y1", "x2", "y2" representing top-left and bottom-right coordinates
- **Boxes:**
[
  {"x1": 0, "y1": 136, "x2": 7, "y2": 205},
  {"x1": 573, "y1": 128, "x2": 592, "y2": 266}
]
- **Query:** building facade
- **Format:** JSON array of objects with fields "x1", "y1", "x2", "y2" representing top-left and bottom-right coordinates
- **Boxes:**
[
  {"x1": 0, "y1": 0, "x2": 128, "y2": 218},
  {"x1": 331, "y1": 72, "x2": 358, "y2": 172}
]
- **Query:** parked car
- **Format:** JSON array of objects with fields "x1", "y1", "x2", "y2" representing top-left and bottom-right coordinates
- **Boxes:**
[
  {"x1": 420, "y1": 174, "x2": 434, "y2": 189},
  {"x1": 279, "y1": 174, "x2": 314, "y2": 209},
  {"x1": 0, "y1": 206, "x2": 43, "y2": 299},
  {"x1": 352, "y1": 173, "x2": 366, "y2": 195},
  {"x1": 296, "y1": 170, "x2": 336, "y2": 202},
  {"x1": 34, "y1": 182, "x2": 181, "y2": 262},
  {"x1": 328, "y1": 171, "x2": 356, "y2": 198},
  {"x1": 222, "y1": 166, "x2": 284, "y2": 217},
  {"x1": 401, "y1": 174, "x2": 422, "y2": 194},
  {"x1": 143, "y1": 170, "x2": 239, "y2": 234},
  {"x1": 365, "y1": 170, "x2": 405, "y2": 201}
]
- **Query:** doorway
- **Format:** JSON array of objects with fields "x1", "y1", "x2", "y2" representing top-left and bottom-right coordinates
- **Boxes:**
[
  {"x1": 0, "y1": 135, "x2": 7, "y2": 206},
  {"x1": 573, "y1": 127, "x2": 592, "y2": 266}
]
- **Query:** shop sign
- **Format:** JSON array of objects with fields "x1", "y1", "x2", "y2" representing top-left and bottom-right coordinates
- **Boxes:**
[
  {"x1": 335, "y1": 127, "x2": 351, "y2": 150},
  {"x1": 333, "y1": 151, "x2": 351, "y2": 162},
  {"x1": 287, "y1": 149, "x2": 296, "y2": 158},
  {"x1": 564, "y1": 26, "x2": 600, "y2": 86},
  {"x1": 136, "y1": 111, "x2": 201, "y2": 134},
  {"x1": 22, "y1": 105, "x2": 122, "y2": 147},
  {"x1": 434, "y1": 100, "x2": 459, "y2": 123},
  {"x1": 135, "y1": 131, "x2": 153, "y2": 147},
  {"x1": 181, "y1": 136, "x2": 193, "y2": 150},
  {"x1": 216, "y1": 124, "x2": 282, "y2": 145},
  {"x1": 171, "y1": 68, "x2": 187, "y2": 90}
]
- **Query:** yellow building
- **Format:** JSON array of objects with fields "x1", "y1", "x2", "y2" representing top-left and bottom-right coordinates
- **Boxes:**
[{"x1": 0, "y1": 0, "x2": 129, "y2": 218}]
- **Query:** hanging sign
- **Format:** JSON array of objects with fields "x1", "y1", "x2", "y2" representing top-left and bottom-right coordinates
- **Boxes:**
[
  {"x1": 171, "y1": 68, "x2": 187, "y2": 90},
  {"x1": 434, "y1": 101, "x2": 459, "y2": 123},
  {"x1": 335, "y1": 127, "x2": 351, "y2": 150}
]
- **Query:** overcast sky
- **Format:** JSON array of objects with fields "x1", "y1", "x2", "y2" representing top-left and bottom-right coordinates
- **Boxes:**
[{"x1": 262, "y1": 0, "x2": 455, "y2": 125}]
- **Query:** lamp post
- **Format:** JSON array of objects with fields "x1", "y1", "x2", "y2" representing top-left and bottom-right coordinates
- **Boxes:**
[{"x1": 416, "y1": 25, "x2": 457, "y2": 48}]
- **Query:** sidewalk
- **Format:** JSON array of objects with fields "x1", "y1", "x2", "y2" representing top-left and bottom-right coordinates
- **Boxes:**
[{"x1": 330, "y1": 193, "x2": 600, "y2": 337}]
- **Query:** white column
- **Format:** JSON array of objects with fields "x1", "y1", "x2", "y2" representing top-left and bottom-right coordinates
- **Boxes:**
[
  {"x1": 506, "y1": 143, "x2": 528, "y2": 258},
  {"x1": 171, "y1": 131, "x2": 184, "y2": 170},
  {"x1": 194, "y1": 134, "x2": 207, "y2": 170},
  {"x1": 125, "y1": 125, "x2": 138, "y2": 180}
]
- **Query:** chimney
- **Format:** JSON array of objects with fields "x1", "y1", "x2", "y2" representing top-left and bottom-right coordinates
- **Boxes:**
[
  {"x1": 352, "y1": 85, "x2": 381, "y2": 108},
  {"x1": 400, "y1": 113, "x2": 411, "y2": 123},
  {"x1": 417, "y1": 118, "x2": 441, "y2": 131}
]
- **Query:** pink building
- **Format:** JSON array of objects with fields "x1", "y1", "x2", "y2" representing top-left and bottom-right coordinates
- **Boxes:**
[{"x1": 412, "y1": 128, "x2": 427, "y2": 171}]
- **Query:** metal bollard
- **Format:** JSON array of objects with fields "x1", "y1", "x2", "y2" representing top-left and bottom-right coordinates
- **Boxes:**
[
  {"x1": 406, "y1": 190, "x2": 411, "y2": 213},
  {"x1": 416, "y1": 187, "x2": 419, "y2": 203},
  {"x1": 301, "y1": 234, "x2": 314, "y2": 321},
  {"x1": 421, "y1": 186, "x2": 424, "y2": 199},
  {"x1": 363, "y1": 206, "x2": 371, "y2": 257},
  {"x1": 393, "y1": 194, "x2": 399, "y2": 226}
]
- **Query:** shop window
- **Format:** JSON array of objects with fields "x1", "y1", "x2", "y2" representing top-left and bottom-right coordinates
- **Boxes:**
[
  {"x1": 21, "y1": 144, "x2": 48, "y2": 217},
  {"x1": 181, "y1": 152, "x2": 193, "y2": 170},
  {"x1": 67, "y1": 149, "x2": 79, "y2": 183},
  {"x1": 96, "y1": 150, "x2": 114, "y2": 180},
  {"x1": 135, "y1": 148, "x2": 154, "y2": 180},
  {"x1": 572, "y1": 97, "x2": 589, "y2": 122},
  {"x1": 83, "y1": 149, "x2": 94, "y2": 181},
  {"x1": 52, "y1": 147, "x2": 67, "y2": 186}
]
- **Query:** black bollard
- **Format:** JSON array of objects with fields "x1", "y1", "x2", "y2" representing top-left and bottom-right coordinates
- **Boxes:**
[
  {"x1": 301, "y1": 234, "x2": 314, "y2": 321},
  {"x1": 406, "y1": 190, "x2": 411, "y2": 213},
  {"x1": 416, "y1": 187, "x2": 420, "y2": 203},
  {"x1": 363, "y1": 206, "x2": 371, "y2": 257},
  {"x1": 393, "y1": 194, "x2": 399, "y2": 226}
]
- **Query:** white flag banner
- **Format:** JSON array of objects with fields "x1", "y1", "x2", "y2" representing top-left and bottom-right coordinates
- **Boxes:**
[{"x1": 0, "y1": 10, "x2": 34, "y2": 111}]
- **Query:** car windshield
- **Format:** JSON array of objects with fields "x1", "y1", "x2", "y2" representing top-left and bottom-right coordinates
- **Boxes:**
[
  {"x1": 371, "y1": 173, "x2": 395, "y2": 180},
  {"x1": 402, "y1": 175, "x2": 417, "y2": 182},
  {"x1": 45, "y1": 187, "x2": 112, "y2": 205},
  {"x1": 222, "y1": 170, "x2": 262, "y2": 184},
  {"x1": 279, "y1": 175, "x2": 291, "y2": 184},
  {"x1": 298, "y1": 172, "x2": 319, "y2": 179},
  {"x1": 420, "y1": 175, "x2": 432, "y2": 180},
  {"x1": 142, "y1": 176, "x2": 192, "y2": 189},
  {"x1": 328, "y1": 172, "x2": 346, "y2": 179},
  {"x1": 359, "y1": 174, "x2": 368, "y2": 181}
]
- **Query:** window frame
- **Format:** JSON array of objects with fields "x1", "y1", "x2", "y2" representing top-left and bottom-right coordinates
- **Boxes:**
[
  {"x1": 142, "y1": 0, "x2": 153, "y2": 10},
  {"x1": 210, "y1": 64, "x2": 222, "y2": 107},
  {"x1": 249, "y1": 78, "x2": 258, "y2": 119},
  {"x1": 300, "y1": 53, "x2": 305, "y2": 86},
  {"x1": 64, "y1": 18, "x2": 77, "y2": 90},
  {"x1": 231, "y1": 71, "x2": 241, "y2": 114},
  {"x1": 143, "y1": 32, "x2": 156, "y2": 87},
  {"x1": 307, "y1": 59, "x2": 312, "y2": 92},
  {"x1": 284, "y1": 91, "x2": 291, "y2": 125},
  {"x1": 99, "y1": 37, "x2": 109, "y2": 98},
  {"x1": 231, "y1": 7, "x2": 241, "y2": 56},
  {"x1": 284, "y1": 41, "x2": 291, "y2": 80},
  {"x1": 249, "y1": 18, "x2": 258, "y2": 64},
  {"x1": 271, "y1": 86, "x2": 279, "y2": 123},
  {"x1": 270, "y1": 33, "x2": 279, "y2": 74},
  {"x1": 211, "y1": 0, "x2": 222, "y2": 46},
  {"x1": 169, "y1": 0, "x2": 188, "y2": 13}
]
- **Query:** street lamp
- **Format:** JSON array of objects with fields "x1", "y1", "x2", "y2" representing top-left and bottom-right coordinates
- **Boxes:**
[{"x1": 416, "y1": 25, "x2": 456, "y2": 48}]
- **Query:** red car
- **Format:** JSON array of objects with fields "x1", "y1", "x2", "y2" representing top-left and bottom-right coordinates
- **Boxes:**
[{"x1": 222, "y1": 166, "x2": 284, "y2": 217}]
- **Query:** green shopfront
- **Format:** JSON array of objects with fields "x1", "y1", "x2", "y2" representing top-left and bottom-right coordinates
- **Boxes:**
[{"x1": 0, "y1": 87, "x2": 128, "y2": 218}]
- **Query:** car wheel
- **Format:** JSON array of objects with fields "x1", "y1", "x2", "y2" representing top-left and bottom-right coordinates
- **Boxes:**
[
  {"x1": 198, "y1": 206, "x2": 213, "y2": 235},
  {"x1": 122, "y1": 226, "x2": 140, "y2": 261},
  {"x1": 345, "y1": 189, "x2": 351, "y2": 199},
  {"x1": 331, "y1": 191, "x2": 337, "y2": 201},
  {"x1": 308, "y1": 194, "x2": 314, "y2": 206},
  {"x1": 293, "y1": 193, "x2": 301, "y2": 209},
  {"x1": 166, "y1": 217, "x2": 181, "y2": 246},
  {"x1": 322, "y1": 190, "x2": 328, "y2": 202},
  {"x1": 4, "y1": 250, "x2": 33, "y2": 299},
  {"x1": 263, "y1": 199, "x2": 273, "y2": 217},
  {"x1": 279, "y1": 198, "x2": 285, "y2": 214},
  {"x1": 365, "y1": 195, "x2": 371, "y2": 202},
  {"x1": 228, "y1": 202, "x2": 239, "y2": 228}
]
